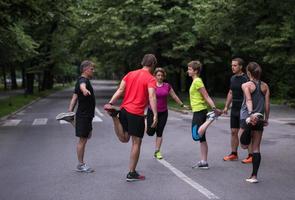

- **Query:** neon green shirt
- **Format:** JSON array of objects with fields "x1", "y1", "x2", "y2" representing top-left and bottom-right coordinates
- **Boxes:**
[{"x1": 189, "y1": 77, "x2": 208, "y2": 112}]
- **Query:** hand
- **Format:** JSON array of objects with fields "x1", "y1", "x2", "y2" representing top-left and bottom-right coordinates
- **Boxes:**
[
  {"x1": 249, "y1": 114, "x2": 258, "y2": 126},
  {"x1": 223, "y1": 107, "x2": 228, "y2": 115},
  {"x1": 263, "y1": 120, "x2": 269, "y2": 127},
  {"x1": 214, "y1": 108, "x2": 223, "y2": 117},
  {"x1": 151, "y1": 115, "x2": 158, "y2": 128},
  {"x1": 82, "y1": 89, "x2": 91, "y2": 96},
  {"x1": 182, "y1": 105, "x2": 190, "y2": 109}
]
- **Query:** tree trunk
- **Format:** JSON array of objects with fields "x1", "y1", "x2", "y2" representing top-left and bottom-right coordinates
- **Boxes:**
[
  {"x1": 42, "y1": 70, "x2": 54, "y2": 90},
  {"x1": 25, "y1": 73, "x2": 34, "y2": 94},
  {"x1": 10, "y1": 65, "x2": 18, "y2": 89},
  {"x1": 2, "y1": 66, "x2": 7, "y2": 90},
  {"x1": 21, "y1": 67, "x2": 26, "y2": 89}
]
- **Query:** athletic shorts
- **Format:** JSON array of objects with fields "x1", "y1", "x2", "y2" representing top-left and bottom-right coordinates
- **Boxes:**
[
  {"x1": 119, "y1": 108, "x2": 145, "y2": 138},
  {"x1": 146, "y1": 109, "x2": 168, "y2": 137},
  {"x1": 192, "y1": 109, "x2": 207, "y2": 142},
  {"x1": 230, "y1": 108, "x2": 241, "y2": 129},
  {"x1": 75, "y1": 116, "x2": 93, "y2": 138}
]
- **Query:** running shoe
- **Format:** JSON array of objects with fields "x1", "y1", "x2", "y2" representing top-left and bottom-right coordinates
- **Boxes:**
[
  {"x1": 223, "y1": 153, "x2": 238, "y2": 161},
  {"x1": 192, "y1": 161, "x2": 209, "y2": 169},
  {"x1": 246, "y1": 112, "x2": 264, "y2": 124},
  {"x1": 206, "y1": 111, "x2": 218, "y2": 121},
  {"x1": 126, "y1": 171, "x2": 145, "y2": 182},
  {"x1": 103, "y1": 104, "x2": 120, "y2": 117},
  {"x1": 246, "y1": 177, "x2": 258, "y2": 183},
  {"x1": 241, "y1": 155, "x2": 253, "y2": 164},
  {"x1": 154, "y1": 150, "x2": 163, "y2": 160},
  {"x1": 76, "y1": 163, "x2": 94, "y2": 173},
  {"x1": 56, "y1": 112, "x2": 75, "y2": 122}
]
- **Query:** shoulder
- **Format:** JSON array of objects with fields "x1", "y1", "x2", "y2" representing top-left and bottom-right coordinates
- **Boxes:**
[
  {"x1": 78, "y1": 77, "x2": 88, "y2": 83},
  {"x1": 260, "y1": 81, "x2": 269, "y2": 92}
]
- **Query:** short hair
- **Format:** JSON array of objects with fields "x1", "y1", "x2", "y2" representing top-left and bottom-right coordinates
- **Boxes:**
[
  {"x1": 188, "y1": 60, "x2": 202, "y2": 75},
  {"x1": 141, "y1": 54, "x2": 157, "y2": 67},
  {"x1": 232, "y1": 58, "x2": 244, "y2": 67},
  {"x1": 154, "y1": 67, "x2": 166, "y2": 77},
  {"x1": 246, "y1": 62, "x2": 262, "y2": 80},
  {"x1": 80, "y1": 60, "x2": 94, "y2": 73}
]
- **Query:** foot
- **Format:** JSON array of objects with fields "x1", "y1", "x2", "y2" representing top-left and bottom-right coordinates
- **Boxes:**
[
  {"x1": 246, "y1": 176, "x2": 258, "y2": 183},
  {"x1": 56, "y1": 112, "x2": 75, "y2": 122},
  {"x1": 154, "y1": 150, "x2": 163, "y2": 160},
  {"x1": 76, "y1": 163, "x2": 94, "y2": 173},
  {"x1": 103, "y1": 104, "x2": 120, "y2": 117},
  {"x1": 126, "y1": 171, "x2": 145, "y2": 182},
  {"x1": 192, "y1": 161, "x2": 209, "y2": 169},
  {"x1": 246, "y1": 112, "x2": 264, "y2": 125},
  {"x1": 223, "y1": 153, "x2": 238, "y2": 161},
  {"x1": 206, "y1": 111, "x2": 218, "y2": 121},
  {"x1": 241, "y1": 155, "x2": 253, "y2": 164}
]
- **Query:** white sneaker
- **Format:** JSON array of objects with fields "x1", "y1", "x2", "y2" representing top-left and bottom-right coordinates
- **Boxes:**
[
  {"x1": 246, "y1": 112, "x2": 264, "y2": 124},
  {"x1": 56, "y1": 112, "x2": 75, "y2": 122},
  {"x1": 76, "y1": 163, "x2": 94, "y2": 173},
  {"x1": 206, "y1": 111, "x2": 217, "y2": 121},
  {"x1": 246, "y1": 177, "x2": 258, "y2": 183}
]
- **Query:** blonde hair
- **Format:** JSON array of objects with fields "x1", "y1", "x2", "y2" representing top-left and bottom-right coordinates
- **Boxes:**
[
  {"x1": 188, "y1": 60, "x2": 202, "y2": 75},
  {"x1": 154, "y1": 67, "x2": 166, "y2": 77}
]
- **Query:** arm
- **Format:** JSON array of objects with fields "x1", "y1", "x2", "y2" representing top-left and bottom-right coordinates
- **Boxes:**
[
  {"x1": 169, "y1": 87, "x2": 184, "y2": 107},
  {"x1": 242, "y1": 83, "x2": 253, "y2": 113},
  {"x1": 68, "y1": 93, "x2": 78, "y2": 112},
  {"x1": 108, "y1": 80, "x2": 126, "y2": 104},
  {"x1": 223, "y1": 89, "x2": 232, "y2": 114},
  {"x1": 148, "y1": 87, "x2": 158, "y2": 128},
  {"x1": 264, "y1": 84, "x2": 270, "y2": 126},
  {"x1": 80, "y1": 83, "x2": 91, "y2": 96},
  {"x1": 199, "y1": 87, "x2": 222, "y2": 115}
]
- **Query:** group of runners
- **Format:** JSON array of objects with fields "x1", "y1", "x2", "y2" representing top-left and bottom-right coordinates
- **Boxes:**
[{"x1": 57, "y1": 54, "x2": 270, "y2": 184}]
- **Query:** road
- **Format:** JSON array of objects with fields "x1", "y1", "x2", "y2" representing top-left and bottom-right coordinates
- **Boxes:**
[{"x1": 0, "y1": 80, "x2": 295, "y2": 200}]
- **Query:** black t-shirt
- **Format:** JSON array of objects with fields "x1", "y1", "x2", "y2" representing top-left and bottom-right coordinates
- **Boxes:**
[
  {"x1": 230, "y1": 74, "x2": 248, "y2": 109},
  {"x1": 74, "y1": 77, "x2": 95, "y2": 118}
]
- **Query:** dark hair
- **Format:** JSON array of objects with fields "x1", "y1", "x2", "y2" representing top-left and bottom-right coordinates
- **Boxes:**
[
  {"x1": 246, "y1": 62, "x2": 262, "y2": 80},
  {"x1": 232, "y1": 58, "x2": 244, "y2": 67},
  {"x1": 188, "y1": 60, "x2": 202, "y2": 75},
  {"x1": 141, "y1": 54, "x2": 157, "y2": 67},
  {"x1": 154, "y1": 67, "x2": 166, "y2": 77},
  {"x1": 80, "y1": 60, "x2": 94, "y2": 73}
]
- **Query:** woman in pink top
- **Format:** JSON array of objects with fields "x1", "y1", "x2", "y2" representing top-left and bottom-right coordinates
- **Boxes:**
[{"x1": 146, "y1": 68, "x2": 187, "y2": 159}]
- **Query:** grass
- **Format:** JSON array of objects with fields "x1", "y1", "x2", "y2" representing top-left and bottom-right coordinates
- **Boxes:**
[{"x1": 0, "y1": 83, "x2": 73, "y2": 118}]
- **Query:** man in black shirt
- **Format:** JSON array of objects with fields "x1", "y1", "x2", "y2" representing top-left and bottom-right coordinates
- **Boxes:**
[
  {"x1": 68, "y1": 60, "x2": 96, "y2": 173},
  {"x1": 223, "y1": 58, "x2": 252, "y2": 163}
]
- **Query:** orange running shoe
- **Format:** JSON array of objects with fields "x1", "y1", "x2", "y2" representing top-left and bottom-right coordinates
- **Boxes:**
[
  {"x1": 242, "y1": 155, "x2": 253, "y2": 164},
  {"x1": 223, "y1": 153, "x2": 238, "y2": 161}
]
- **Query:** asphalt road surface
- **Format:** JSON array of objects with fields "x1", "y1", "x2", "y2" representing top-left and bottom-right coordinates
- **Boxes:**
[{"x1": 0, "y1": 80, "x2": 295, "y2": 200}]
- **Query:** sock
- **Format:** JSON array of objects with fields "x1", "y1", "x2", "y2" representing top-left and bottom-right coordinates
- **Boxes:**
[
  {"x1": 249, "y1": 153, "x2": 253, "y2": 157},
  {"x1": 252, "y1": 152, "x2": 261, "y2": 176}
]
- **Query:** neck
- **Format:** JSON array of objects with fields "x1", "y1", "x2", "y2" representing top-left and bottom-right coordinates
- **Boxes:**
[
  {"x1": 142, "y1": 66, "x2": 151, "y2": 73},
  {"x1": 192, "y1": 74, "x2": 198, "y2": 80},
  {"x1": 157, "y1": 81, "x2": 163, "y2": 86},
  {"x1": 236, "y1": 71, "x2": 244, "y2": 76},
  {"x1": 81, "y1": 74, "x2": 89, "y2": 79}
]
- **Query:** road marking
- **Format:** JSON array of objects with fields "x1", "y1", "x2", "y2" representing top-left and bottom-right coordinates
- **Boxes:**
[
  {"x1": 32, "y1": 118, "x2": 48, "y2": 125},
  {"x1": 2, "y1": 119, "x2": 22, "y2": 126},
  {"x1": 95, "y1": 107, "x2": 104, "y2": 117},
  {"x1": 157, "y1": 159, "x2": 219, "y2": 199},
  {"x1": 59, "y1": 115, "x2": 102, "y2": 124}
]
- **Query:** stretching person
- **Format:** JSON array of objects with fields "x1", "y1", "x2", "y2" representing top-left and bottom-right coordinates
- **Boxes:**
[
  {"x1": 223, "y1": 58, "x2": 252, "y2": 163},
  {"x1": 187, "y1": 60, "x2": 222, "y2": 169},
  {"x1": 146, "y1": 67, "x2": 188, "y2": 159},
  {"x1": 104, "y1": 54, "x2": 158, "y2": 182},
  {"x1": 239, "y1": 62, "x2": 270, "y2": 183}
]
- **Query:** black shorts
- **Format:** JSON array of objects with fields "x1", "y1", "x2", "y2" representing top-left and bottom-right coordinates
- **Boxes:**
[
  {"x1": 119, "y1": 108, "x2": 145, "y2": 138},
  {"x1": 230, "y1": 108, "x2": 241, "y2": 129},
  {"x1": 75, "y1": 116, "x2": 93, "y2": 138},
  {"x1": 146, "y1": 109, "x2": 168, "y2": 137},
  {"x1": 192, "y1": 109, "x2": 207, "y2": 142},
  {"x1": 240, "y1": 119, "x2": 264, "y2": 131}
]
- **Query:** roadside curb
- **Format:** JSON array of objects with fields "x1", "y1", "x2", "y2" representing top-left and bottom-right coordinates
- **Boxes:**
[{"x1": 0, "y1": 97, "x2": 42, "y2": 122}]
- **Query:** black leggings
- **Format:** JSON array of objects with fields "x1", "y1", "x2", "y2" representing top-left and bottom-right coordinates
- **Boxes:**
[{"x1": 146, "y1": 109, "x2": 168, "y2": 137}]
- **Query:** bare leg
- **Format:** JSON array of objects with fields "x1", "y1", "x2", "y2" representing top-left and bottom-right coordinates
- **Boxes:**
[
  {"x1": 77, "y1": 137, "x2": 88, "y2": 164},
  {"x1": 112, "y1": 117, "x2": 130, "y2": 143},
  {"x1": 231, "y1": 128, "x2": 239, "y2": 152},
  {"x1": 200, "y1": 141, "x2": 208, "y2": 161},
  {"x1": 155, "y1": 136, "x2": 163, "y2": 151},
  {"x1": 129, "y1": 136, "x2": 142, "y2": 172},
  {"x1": 198, "y1": 119, "x2": 215, "y2": 137}
]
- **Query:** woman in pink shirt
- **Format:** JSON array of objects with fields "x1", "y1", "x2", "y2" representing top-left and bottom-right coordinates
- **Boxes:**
[{"x1": 146, "y1": 68, "x2": 187, "y2": 159}]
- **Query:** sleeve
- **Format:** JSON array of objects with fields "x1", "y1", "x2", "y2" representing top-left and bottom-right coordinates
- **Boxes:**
[
  {"x1": 147, "y1": 77, "x2": 156, "y2": 88},
  {"x1": 194, "y1": 78, "x2": 204, "y2": 90}
]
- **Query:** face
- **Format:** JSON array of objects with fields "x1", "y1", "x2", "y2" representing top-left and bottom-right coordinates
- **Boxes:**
[
  {"x1": 187, "y1": 66, "x2": 197, "y2": 77},
  {"x1": 85, "y1": 66, "x2": 95, "y2": 78},
  {"x1": 155, "y1": 71, "x2": 165, "y2": 83},
  {"x1": 231, "y1": 61, "x2": 242, "y2": 74}
]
